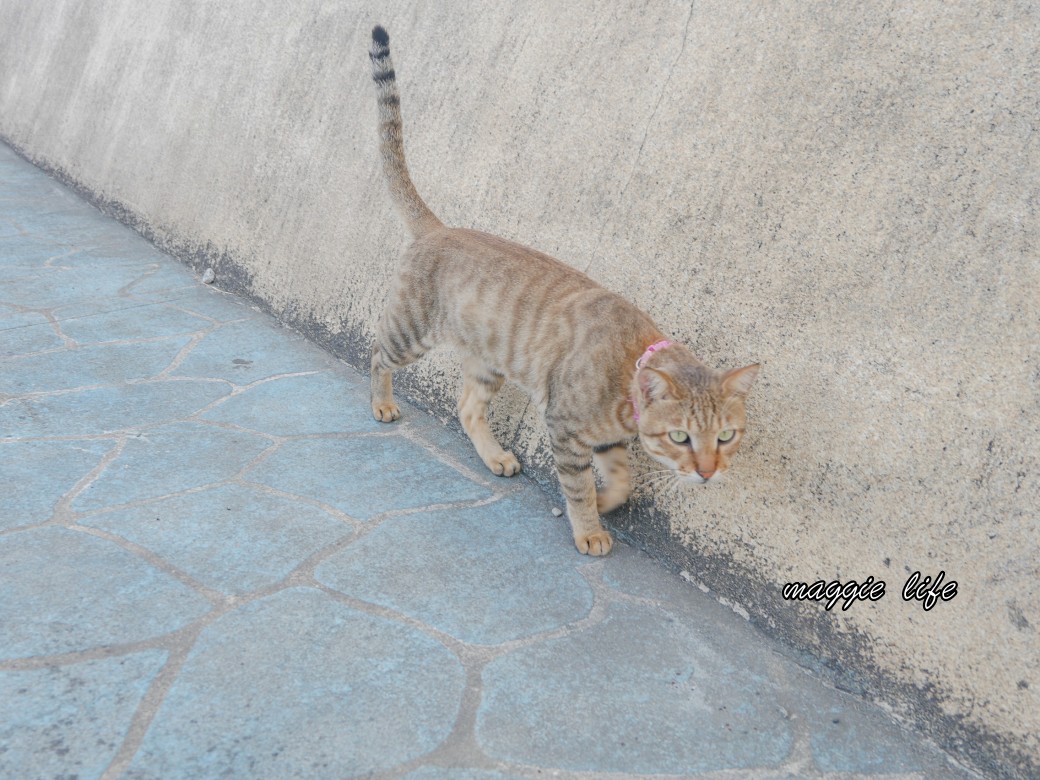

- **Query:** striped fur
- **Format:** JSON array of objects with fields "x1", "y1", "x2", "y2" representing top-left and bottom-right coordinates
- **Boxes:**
[
  {"x1": 369, "y1": 25, "x2": 441, "y2": 236},
  {"x1": 367, "y1": 26, "x2": 759, "y2": 555}
]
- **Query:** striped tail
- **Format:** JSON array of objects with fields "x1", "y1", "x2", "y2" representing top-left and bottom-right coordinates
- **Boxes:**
[{"x1": 369, "y1": 26, "x2": 441, "y2": 237}]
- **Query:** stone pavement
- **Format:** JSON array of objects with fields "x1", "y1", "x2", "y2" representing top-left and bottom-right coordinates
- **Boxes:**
[{"x1": 0, "y1": 141, "x2": 979, "y2": 780}]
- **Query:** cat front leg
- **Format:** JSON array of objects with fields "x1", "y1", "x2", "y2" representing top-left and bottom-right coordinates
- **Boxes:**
[
  {"x1": 593, "y1": 443, "x2": 631, "y2": 514},
  {"x1": 551, "y1": 432, "x2": 613, "y2": 556},
  {"x1": 458, "y1": 357, "x2": 520, "y2": 476}
]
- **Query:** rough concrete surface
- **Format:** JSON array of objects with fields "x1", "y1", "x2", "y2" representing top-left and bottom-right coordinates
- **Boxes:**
[{"x1": 0, "y1": 1, "x2": 1036, "y2": 776}]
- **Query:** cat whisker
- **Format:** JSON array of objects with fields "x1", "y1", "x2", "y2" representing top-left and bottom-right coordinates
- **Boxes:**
[
  {"x1": 652, "y1": 477, "x2": 680, "y2": 500},
  {"x1": 632, "y1": 470, "x2": 673, "y2": 488},
  {"x1": 632, "y1": 471, "x2": 677, "y2": 490},
  {"x1": 633, "y1": 471, "x2": 681, "y2": 495}
]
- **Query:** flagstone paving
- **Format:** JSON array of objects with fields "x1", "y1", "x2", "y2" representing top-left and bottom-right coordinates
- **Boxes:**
[{"x1": 0, "y1": 141, "x2": 980, "y2": 779}]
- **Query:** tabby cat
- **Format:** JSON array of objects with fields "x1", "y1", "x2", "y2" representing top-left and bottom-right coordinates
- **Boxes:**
[{"x1": 367, "y1": 26, "x2": 759, "y2": 555}]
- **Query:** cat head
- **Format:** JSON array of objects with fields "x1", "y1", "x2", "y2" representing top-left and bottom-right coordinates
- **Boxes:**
[{"x1": 634, "y1": 349, "x2": 759, "y2": 485}]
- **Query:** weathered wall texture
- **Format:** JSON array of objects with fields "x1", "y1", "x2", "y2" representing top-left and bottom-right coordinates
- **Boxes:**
[{"x1": 1, "y1": 1, "x2": 1036, "y2": 775}]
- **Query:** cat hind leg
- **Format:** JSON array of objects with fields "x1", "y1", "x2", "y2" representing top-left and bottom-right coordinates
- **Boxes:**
[
  {"x1": 370, "y1": 300, "x2": 432, "y2": 422},
  {"x1": 458, "y1": 357, "x2": 520, "y2": 476},
  {"x1": 593, "y1": 443, "x2": 631, "y2": 514}
]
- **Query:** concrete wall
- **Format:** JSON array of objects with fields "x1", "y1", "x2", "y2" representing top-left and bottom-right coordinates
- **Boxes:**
[{"x1": 1, "y1": 1, "x2": 1036, "y2": 775}]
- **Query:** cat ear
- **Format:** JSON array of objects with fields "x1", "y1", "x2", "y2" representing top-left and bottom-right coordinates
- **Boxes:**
[
  {"x1": 639, "y1": 367, "x2": 681, "y2": 403},
  {"x1": 721, "y1": 363, "x2": 760, "y2": 397}
]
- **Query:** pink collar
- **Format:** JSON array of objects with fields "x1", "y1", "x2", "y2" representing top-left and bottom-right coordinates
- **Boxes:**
[
  {"x1": 631, "y1": 340, "x2": 672, "y2": 421},
  {"x1": 635, "y1": 339, "x2": 673, "y2": 370}
]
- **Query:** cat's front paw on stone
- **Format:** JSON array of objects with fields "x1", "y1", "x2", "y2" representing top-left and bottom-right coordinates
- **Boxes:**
[
  {"x1": 371, "y1": 401, "x2": 401, "y2": 422},
  {"x1": 575, "y1": 530, "x2": 614, "y2": 556},
  {"x1": 484, "y1": 451, "x2": 521, "y2": 477}
]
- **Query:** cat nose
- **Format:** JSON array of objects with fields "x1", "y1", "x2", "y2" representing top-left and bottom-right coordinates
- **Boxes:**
[{"x1": 696, "y1": 469, "x2": 715, "y2": 480}]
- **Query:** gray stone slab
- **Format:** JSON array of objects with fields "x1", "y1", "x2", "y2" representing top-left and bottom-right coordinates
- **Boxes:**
[
  {"x1": 315, "y1": 496, "x2": 592, "y2": 644},
  {"x1": 16, "y1": 246, "x2": 159, "y2": 272},
  {"x1": 71, "y1": 422, "x2": 271, "y2": 512},
  {"x1": 82, "y1": 484, "x2": 350, "y2": 594},
  {"x1": 247, "y1": 435, "x2": 492, "y2": 520},
  {"x1": 5, "y1": 241, "x2": 166, "y2": 274},
  {"x1": 0, "y1": 380, "x2": 231, "y2": 439},
  {"x1": 478, "y1": 601, "x2": 792, "y2": 774},
  {"x1": 801, "y1": 690, "x2": 944, "y2": 774},
  {"x1": 408, "y1": 413, "x2": 510, "y2": 488},
  {"x1": 172, "y1": 319, "x2": 338, "y2": 383},
  {"x1": 57, "y1": 302, "x2": 212, "y2": 344},
  {"x1": 0, "y1": 310, "x2": 64, "y2": 356},
  {"x1": 48, "y1": 296, "x2": 183, "y2": 327},
  {"x1": 0, "y1": 650, "x2": 167, "y2": 780},
  {"x1": 0, "y1": 528, "x2": 211, "y2": 659},
  {"x1": 0, "y1": 171, "x2": 81, "y2": 206},
  {"x1": 0, "y1": 232, "x2": 75, "y2": 264},
  {"x1": 0, "y1": 257, "x2": 148, "y2": 309},
  {"x1": 0, "y1": 439, "x2": 114, "y2": 529},
  {"x1": 1, "y1": 203, "x2": 139, "y2": 252},
  {"x1": 124, "y1": 588, "x2": 465, "y2": 780},
  {"x1": 202, "y1": 371, "x2": 390, "y2": 437},
  {"x1": 599, "y1": 540, "x2": 706, "y2": 603},
  {"x1": 0, "y1": 337, "x2": 191, "y2": 395},
  {"x1": 128, "y1": 285, "x2": 259, "y2": 322},
  {"x1": 402, "y1": 769, "x2": 525, "y2": 780},
  {"x1": 121, "y1": 263, "x2": 198, "y2": 297},
  {"x1": 595, "y1": 545, "x2": 975, "y2": 778}
]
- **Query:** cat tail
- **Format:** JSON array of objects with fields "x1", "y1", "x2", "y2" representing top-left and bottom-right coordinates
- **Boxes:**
[{"x1": 369, "y1": 26, "x2": 442, "y2": 237}]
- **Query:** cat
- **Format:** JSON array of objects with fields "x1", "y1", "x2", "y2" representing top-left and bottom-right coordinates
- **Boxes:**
[{"x1": 367, "y1": 25, "x2": 759, "y2": 555}]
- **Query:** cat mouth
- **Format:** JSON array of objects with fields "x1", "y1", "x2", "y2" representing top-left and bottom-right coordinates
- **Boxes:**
[{"x1": 680, "y1": 471, "x2": 717, "y2": 485}]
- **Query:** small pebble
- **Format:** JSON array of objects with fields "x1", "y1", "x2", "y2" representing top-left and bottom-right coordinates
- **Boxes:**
[
  {"x1": 551, "y1": 507, "x2": 563, "y2": 517},
  {"x1": 202, "y1": 268, "x2": 215, "y2": 284}
]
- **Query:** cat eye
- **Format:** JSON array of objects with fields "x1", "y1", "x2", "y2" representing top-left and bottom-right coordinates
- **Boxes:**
[
  {"x1": 668, "y1": 431, "x2": 690, "y2": 444},
  {"x1": 718, "y1": 430, "x2": 735, "y2": 443}
]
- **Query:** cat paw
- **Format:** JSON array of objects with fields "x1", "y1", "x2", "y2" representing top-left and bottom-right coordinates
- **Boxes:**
[
  {"x1": 372, "y1": 401, "x2": 401, "y2": 422},
  {"x1": 575, "y1": 530, "x2": 614, "y2": 556},
  {"x1": 484, "y1": 451, "x2": 521, "y2": 477}
]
